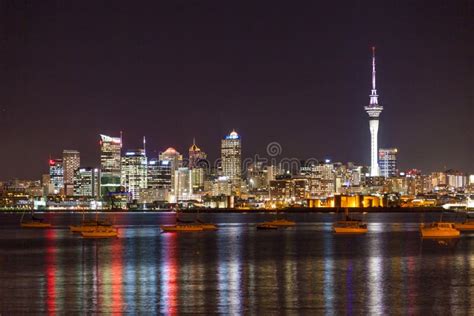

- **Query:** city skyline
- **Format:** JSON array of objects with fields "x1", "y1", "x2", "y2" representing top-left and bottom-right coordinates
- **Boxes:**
[{"x1": 1, "y1": 1, "x2": 472, "y2": 179}]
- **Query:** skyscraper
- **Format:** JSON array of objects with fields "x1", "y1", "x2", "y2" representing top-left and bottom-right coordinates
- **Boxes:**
[
  {"x1": 121, "y1": 148, "x2": 148, "y2": 201},
  {"x1": 99, "y1": 134, "x2": 122, "y2": 197},
  {"x1": 159, "y1": 147, "x2": 183, "y2": 197},
  {"x1": 188, "y1": 139, "x2": 207, "y2": 169},
  {"x1": 73, "y1": 167, "x2": 99, "y2": 197},
  {"x1": 62, "y1": 150, "x2": 80, "y2": 195},
  {"x1": 121, "y1": 137, "x2": 148, "y2": 200},
  {"x1": 49, "y1": 158, "x2": 63, "y2": 194},
  {"x1": 188, "y1": 139, "x2": 207, "y2": 192},
  {"x1": 221, "y1": 130, "x2": 242, "y2": 190},
  {"x1": 364, "y1": 47, "x2": 384, "y2": 177},
  {"x1": 379, "y1": 148, "x2": 398, "y2": 178}
]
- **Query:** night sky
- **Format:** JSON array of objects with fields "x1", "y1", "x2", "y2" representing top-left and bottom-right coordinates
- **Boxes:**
[{"x1": 1, "y1": 0, "x2": 472, "y2": 180}]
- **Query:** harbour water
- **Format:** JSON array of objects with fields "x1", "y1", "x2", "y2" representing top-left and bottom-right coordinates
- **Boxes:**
[{"x1": 0, "y1": 212, "x2": 473, "y2": 314}]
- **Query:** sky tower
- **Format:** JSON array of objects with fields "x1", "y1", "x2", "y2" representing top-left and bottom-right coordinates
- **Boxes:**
[{"x1": 364, "y1": 47, "x2": 383, "y2": 177}]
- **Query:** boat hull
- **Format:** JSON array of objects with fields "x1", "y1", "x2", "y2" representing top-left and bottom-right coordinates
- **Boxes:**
[
  {"x1": 333, "y1": 227, "x2": 368, "y2": 234},
  {"x1": 454, "y1": 223, "x2": 474, "y2": 231},
  {"x1": 198, "y1": 224, "x2": 218, "y2": 230},
  {"x1": 21, "y1": 222, "x2": 51, "y2": 228},
  {"x1": 420, "y1": 223, "x2": 460, "y2": 238},
  {"x1": 420, "y1": 229, "x2": 460, "y2": 238}
]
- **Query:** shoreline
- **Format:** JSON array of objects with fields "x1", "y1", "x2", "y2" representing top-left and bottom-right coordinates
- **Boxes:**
[{"x1": 0, "y1": 207, "x2": 452, "y2": 213}]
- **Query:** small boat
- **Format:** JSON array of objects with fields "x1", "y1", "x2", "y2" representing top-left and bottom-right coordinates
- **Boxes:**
[
  {"x1": 256, "y1": 223, "x2": 279, "y2": 230},
  {"x1": 81, "y1": 226, "x2": 118, "y2": 238},
  {"x1": 20, "y1": 212, "x2": 51, "y2": 228},
  {"x1": 21, "y1": 221, "x2": 52, "y2": 228},
  {"x1": 420, "y1": 222, "x2": 460, "y2": 238},
  {"x1": 264, "y1": 219, "x2": 296, "y2": 227},
  {"x1": 160, "y1": 224, "x2": 204, "y2": 232},
  {"x1": 333, "y1": 220, "x2": 368, "y2": 234},
  {"x1": 333, "y1": 208, "x2": 368, "y2": 234},
  {"x1": 70, "y1": 219, "x2": 113, "y2": 233}
]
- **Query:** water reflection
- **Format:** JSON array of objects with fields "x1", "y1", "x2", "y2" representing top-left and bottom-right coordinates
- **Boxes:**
[{"x1": 0, "y1": 214, "x2": 472, "y2": 314}]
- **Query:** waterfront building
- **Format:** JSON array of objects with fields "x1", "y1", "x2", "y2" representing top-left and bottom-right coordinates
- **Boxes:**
[
  {"x1": 221, "y1": 130, "x2": 242, "y2": 191},
  {"x1": 62, "y1": 150, "x2": 80, "y2": 195},
  {"x1": 121, "y1": 148, "x2": 147, "y2": 201},
  {"x1": 379, "y1": 148, "x2": 398, "y2": 178},
  {"x1": 364, "y1": 47, "x2": 384, "y2": 176},
  {"x1": 49, "y1": 158, "x2": 64, "y2": 194},
  {"x1": 73, "y1": 167, "x2": 99, "y2": 197},
  {"x1": 445, "y1": 169, "x2": 466, "y2": 190},
  {"x1": 99, "y1": 134, "x2": 122, "y2": 197},
  {"x1": 211, "y1": 176, "x2": 232, "y2": 197}
]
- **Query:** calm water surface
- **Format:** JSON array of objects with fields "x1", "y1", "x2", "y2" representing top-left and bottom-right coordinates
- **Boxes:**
[{"x1": 0, "y1": 212, "x2": 473, "y2": 314}]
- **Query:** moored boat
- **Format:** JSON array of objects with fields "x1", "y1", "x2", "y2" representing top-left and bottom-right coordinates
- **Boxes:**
[
  {"x1": 20, "y1": 212, "x2": 51, "y2": 228},
  {"x1": 333, "y1": 220, "x2": 368, "y2": 234},
  {"x1": 420, "y1": 222, "x2": 460, "y2": 238},
  {"x1": 81, "y1": 226, "x2": 118, "y2": 238},
  {"x1": 333, "y1": 207, "x2": 368, "y2": 234},
  {"x1": 21, "y1": 221, "x2": 52, "y2": 228}
]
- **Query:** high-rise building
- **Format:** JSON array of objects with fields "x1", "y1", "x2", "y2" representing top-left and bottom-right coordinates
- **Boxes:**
[
  {"x1": 188, "y1": 139, "x2": 207, "y2": 192},
  {"x1": 49, "y1": 158, "x2": 64, "y2": 194},
  {"x1": 121, "y1": 148, "x2": 148, "y2": 200},
  {"x1": 364, "y1": 47, "x2": 384, "y2": 176},
  {"x1": 156, "y1": 159, "x2": 172, "y2": 201},
  {"x1": 221, "y1": 130, "x2": 242, "y2": 190},
  {"x1": 379, "y1": 148, "x2": 398, "y2": 178},
  {"x1": 188, "y1": 139, "x2": 207, "y2": 169},
  {"x1": 174, "y1": 167, "x2": 193, "y2": 201},
  {"x1": 62, "y1": 150, "x2": 80, "y2": 195},
  {"x1": 73, "y1": 167, "x2": 99, "y2": 197},
  {"x1": 159, "y1": 147, "x2": 183, "y2": 192},
  {"x1": 99, "y1": 134, "x2": 122, "y2": 197}
]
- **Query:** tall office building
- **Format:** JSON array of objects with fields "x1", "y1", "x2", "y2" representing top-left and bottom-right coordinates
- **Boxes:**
[
  {"x1": 188, "y1": 139, "x2": 207, "y2": 191},
  {"x1": 156, "y1": 159, "x2": 173, "y2": 201},
  {"x1": 379, "y1": 148, "x2": 398, "y2": 178},
  {"x1": 99, "y1": 134, "x2": 122, "y2": 197},
  {"x1": 159, "y1": 147, "x2": 183, "y2": 193},
  {"x1": 121, "y1": 148, "x2": 148, "y2": 201},
  {"x1": 159, "y1": 147, "x2": 183, "y2": 172},
  {"x1": 49, "y1": 158, "x2": 64, "y2": 194},
  {"x1": 364, "y1": 47, "x2": 384, "y2": 176},
  {"x1": 62, "y1": 150, "x2": 80, "y2": 195},
  {"x1": 73, "y1": 167, "x2": 99, "y2": 197},
  {"x1": 188, "y1": 139, "x2": 207, "y2": 169},
  {"x1": 221, "y1": 130, "x2": 242, "y2": 190},
  {"x1": 174, "y1": 167, "x2": 193, "y2": 201}
]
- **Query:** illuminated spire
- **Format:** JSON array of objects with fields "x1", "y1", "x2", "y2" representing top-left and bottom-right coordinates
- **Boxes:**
[
  {"x1": 143, "y1": 136, "x2": 146, "y2": 154},
  {"x1": 369, "y1": 46, "x2": 379, "y2": 106}
]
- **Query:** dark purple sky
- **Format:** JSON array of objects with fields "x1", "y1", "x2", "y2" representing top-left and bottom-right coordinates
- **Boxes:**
[{"x1": 1, "y1": 0, "x2": 472, "y2": 180}]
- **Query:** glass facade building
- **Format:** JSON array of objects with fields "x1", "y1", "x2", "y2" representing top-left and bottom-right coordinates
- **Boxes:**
[{"x1": 99, "y1": 134, "x2": 122, "y2": 197}]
